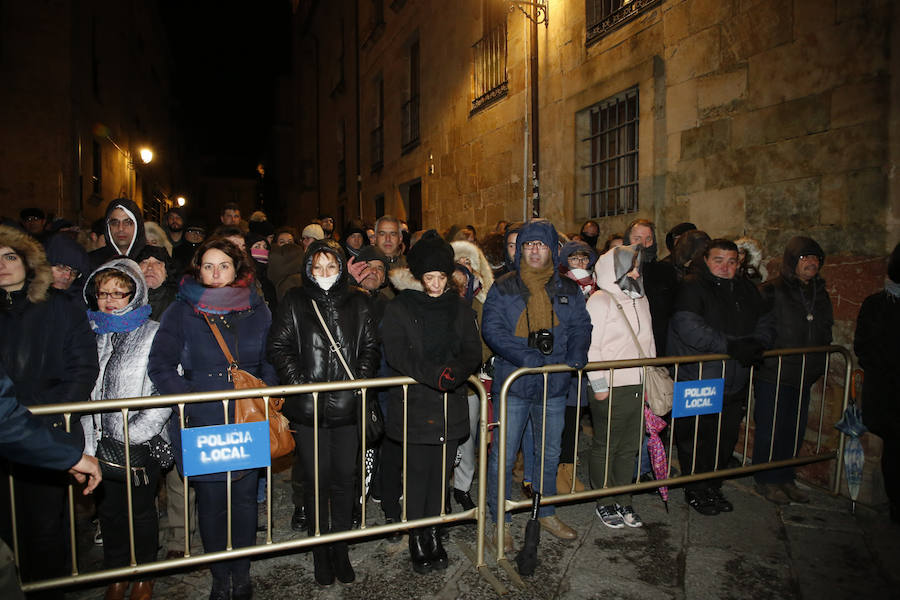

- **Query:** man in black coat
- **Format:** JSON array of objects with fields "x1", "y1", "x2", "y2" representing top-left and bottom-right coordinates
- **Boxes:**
[
  {"x1": 136, "y1": 245, "x2": 177, "y2": 321},
  {"x1": 88, "y1": 198, "x2": 148, "y2": 268},
  {"x1": 668, "y1": 239, "x2": 774, "y2": 516},
  {"x1": 753, "y1": 237, "x2": 833, "y2": 504}
]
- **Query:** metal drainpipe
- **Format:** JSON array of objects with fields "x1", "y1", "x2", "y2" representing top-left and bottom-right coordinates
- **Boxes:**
[{"x1": 530, "y1": 4, "x2": 540, "y2": 218}]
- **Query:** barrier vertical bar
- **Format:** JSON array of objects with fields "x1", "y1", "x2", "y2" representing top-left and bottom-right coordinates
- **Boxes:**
[
  {"x1": 570, "y1": 370, "x2": 583, "y2": 494},
  {"x1": 64, "y1": 412, "x2": 78, "y2": 575},
  {"x1": 122, "y1": 408, "x2": 137, "y2": 566},
  {"x1": 770, "y1": 357, "x2": 784, "y2": 462},
  {"x1": 8, "y1": 471, "x2": 19, "y2": 572},
  {"x1": 264, "y1": 395, "x2": 273, "y2": 544},
  {"x1": 179, "y1": 403, "x2": 190, "y2": 557},
  {"x1": 603, "y1": 369, "x2": 615, "y2": 487},
  {"x1": 833, "y1": 350, "x2": 853, "y2": 494},
  {"x1": 402, "y1": 385, "x2": 409, "y2": 523},
  {"x1": 713, "y1": 360, "x2": 725, "y2": 471},
  {"x1": 360, "y1": 389, "x2": 368, "y2": 528},
  {"x1": 743, "y1": 367, "x2": 755, "y2": 466},
  {"x1": 793, "y1": 355, "x2": 808, "y2": 458},
  {"x1": 816, "y1": 353, "x2": 831, "y2": 454},
  {"x1": 441, "y1": 391, "x2": 448, "y2": 516},
  {"x1": 667, "y1": 363, "x2": 678, "y2": 479},
  {"x1": 224, "y1": 399, "x2": 232, "y2": 550},
  {"x1": 538, "y1": 373, "x2": 548, "y2": 496},
  {"x1": 312, "y1": 392, "x2": 320, "y2": 536}
]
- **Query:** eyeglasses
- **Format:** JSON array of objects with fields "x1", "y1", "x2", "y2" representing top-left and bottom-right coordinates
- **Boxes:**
[
  {"x1": 23, "y1": 216, "x2": 42, "y2": 222},
  {"x1": 798, "y1": 254, "x2": 820, "y2": 262},
  {"x1": 522, "y1": 240, "x2": 548, "y2": 250},
  {"x1": 568, "y1": 256, "x2": 590, "y2": 265},
  {"x1": 52, "y1": 264, "x2": 80, "y2": 277},
  {"x1": 186, "y1": 228, "x2": 206, "y2": 235},
  {"x1": 96, "y1": 291, "x2": 130, "y2": 300},
  {"x1": 108, "y1": 218, "x2": 135, "y2": 228}
]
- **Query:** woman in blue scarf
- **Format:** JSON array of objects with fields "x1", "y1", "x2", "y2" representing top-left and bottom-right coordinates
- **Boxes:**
[
  {"x1": 149, "y1": 238, "x2": 277, "y2": 600},
  {"x1": 81, "y1": 258, "x2": 170, "y2": 600}
]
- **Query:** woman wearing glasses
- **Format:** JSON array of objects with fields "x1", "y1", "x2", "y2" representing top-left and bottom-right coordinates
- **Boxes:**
[
  {"x1": 149, "y1": 237, "x2": 277, "y2": 600},
  {"x1": 81, "y1": 258, "x2": 171, "y2": 600}
]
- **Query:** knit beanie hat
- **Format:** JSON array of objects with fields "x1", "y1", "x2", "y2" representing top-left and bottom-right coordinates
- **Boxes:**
[
  {"x1": 301, "y1": 223, "x2": 325, "y2": 241},
  {"x1": 407, "y1": 229, "x2": 455, "y2": 280}
]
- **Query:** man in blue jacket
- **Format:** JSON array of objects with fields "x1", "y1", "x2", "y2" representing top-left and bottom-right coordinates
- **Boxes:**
[
  {"x1": 482, "y1": 219, "x2": 590, "y2": 549},
  {"x1": 0, "y1": 363, "x2": 102, "y2": 599}
]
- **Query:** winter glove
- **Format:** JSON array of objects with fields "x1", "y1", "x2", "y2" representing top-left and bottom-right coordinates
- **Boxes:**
[
  {"x1": 437, "y1": 366, "x2": 457, "y2": 391},
  {"x1": 566, "y1": 357, "x2": 586, "y2": 370},
  {"x1": 727, "y1": 338, "x2": 765, "y2": 368}
]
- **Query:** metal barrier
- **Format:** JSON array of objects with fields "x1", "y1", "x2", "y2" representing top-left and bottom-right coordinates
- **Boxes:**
[
  {"x1": 11, "y1": 375, "x2": 491, "y2": 594},
  {"x1": 488, "y1": 345, "x2": 852, "y2": 588}
]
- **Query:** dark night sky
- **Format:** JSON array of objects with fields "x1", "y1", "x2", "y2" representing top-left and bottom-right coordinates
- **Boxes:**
[{"x1": 161, "y1": 2, "x2": 291, "y2": 176}]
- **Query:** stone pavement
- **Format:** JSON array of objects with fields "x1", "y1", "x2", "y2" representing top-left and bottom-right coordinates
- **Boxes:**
[{"x1": 64, "y1": 468, "x2": 899, "y2": 600}]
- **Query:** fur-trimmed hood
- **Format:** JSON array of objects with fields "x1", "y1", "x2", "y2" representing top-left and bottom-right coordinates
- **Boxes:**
[
  {"x1": 0, "y1": 224, "x2": 52, "y2": 304},
  {"x1": 735, "y1": 236, "x2": 769, "y2": 282},
  {"x1": 388, "y1": 266, "x2": 424, "y2": 292},
  {"x1": 451, "y1": 240, "x2": 494, "y2": 303}
]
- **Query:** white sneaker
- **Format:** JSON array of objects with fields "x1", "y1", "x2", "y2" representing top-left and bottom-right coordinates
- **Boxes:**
[
  {"x1": 595, "y1": 504, "x2": 625, "y2": 529},
  {"x1": 615, "y1": 504, "x2": 643, "y2": 528}
]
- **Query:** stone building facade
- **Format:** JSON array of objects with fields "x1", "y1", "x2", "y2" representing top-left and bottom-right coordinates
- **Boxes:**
[
  {"x1": 0, "y1": 1, "x2": 183, "y2": 226},
  {"x1": 290, "y1": 0, "x2": 898, "y2": 505}
]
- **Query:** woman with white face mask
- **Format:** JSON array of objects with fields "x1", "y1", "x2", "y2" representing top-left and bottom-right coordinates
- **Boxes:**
[{"x1": 266, "y1": 239, "x2": 380, "y2": 586}]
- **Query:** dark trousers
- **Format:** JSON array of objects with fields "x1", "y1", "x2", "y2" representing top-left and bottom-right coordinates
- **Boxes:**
[
  {"x1": 405, "y1": 440, "x2": 458, "y2": 521},
  {"x1": 753, "y1": 380, "x2": 811, "y2": 485},
  {"x1": 193, "y1": 471, "x2": 259, "y2": 584},
  {"x1": 883, "y1": 436, "x2": 899, "y2": 510},
  {"x1": 379, "y1": 437, "x2": 403, "y2": 521},
  {"x1": 289, "y1": 422, "x2": 304, "y2": 507},
  {"x1": 96, "y1": 462, "x2": 161, "y2": 568},
  {"x1": 560, "y1": 405, "x2": 583, "y2": 464},
  {"x1": 295, "y1": 423, "x2": 358, "y2": 535},
  {"x1": 0, "y1": 462, "x2": 69, "y2": 600},
  {"x1": 674, "y1": 388, "x2": 747, "y2": 492}
]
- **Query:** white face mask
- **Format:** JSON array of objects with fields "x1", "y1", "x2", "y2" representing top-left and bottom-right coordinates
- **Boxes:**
[
  {"x1": 315, "y1": 273, "x2": 339, "y2": 291},
  {"x1": 569, "y1": 268, "x2": 591, "y2": 280}
]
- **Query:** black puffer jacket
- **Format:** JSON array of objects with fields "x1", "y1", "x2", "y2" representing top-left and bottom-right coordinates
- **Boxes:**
[
  {"x1": 757, "y1": 237, "x2": 833, "y2": 387},
  {"x1": 267, "y1": 239, "x2": 379, "y2": 428},
  {"x1": 667, "y1": 257, "x2": 775, "y2": 394},
  {"x1": 0, "y1": 225, "x2": 99, "y2": 435},
  {"x1": 381, "y1": 268, "x2": 482, "y2": 445}
]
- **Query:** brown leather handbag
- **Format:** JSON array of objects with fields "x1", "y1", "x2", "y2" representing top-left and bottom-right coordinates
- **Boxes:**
[{"x1": 204, "y1": 315, "x2": 295, "y2": 459}]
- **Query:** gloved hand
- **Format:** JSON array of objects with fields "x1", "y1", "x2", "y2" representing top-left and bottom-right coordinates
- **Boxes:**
[
  {"x1": 727, "y1": 338, "x2": 765, "y2": 368},
  {"x1": 566, "y1": 357, "x2": 585, "y2": 370},
  {"x1": 437, "y1": 366, "x2": 457, "y2": 391}
]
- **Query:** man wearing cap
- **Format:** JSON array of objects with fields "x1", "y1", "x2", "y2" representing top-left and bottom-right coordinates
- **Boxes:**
[
  {"x1": 753, "y1": 236, "x2": 833, "y2": 504},
  {"x1": 482, "y1": 219, "x2": 590, "y2": 547},
  {"x1": 136, "y1": 245, "x2": 177, "y2": 321},
  {"x1": 19, "y1": 208, "x2": 47, "y2": 240},
  {"x1": 88, "y1": 198, "x2": 147, "y2": 268}
]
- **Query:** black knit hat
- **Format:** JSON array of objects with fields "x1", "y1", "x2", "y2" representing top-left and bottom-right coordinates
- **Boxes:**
[{"x1": 407, "y1": 229, "x2": 455, "y2": 280}]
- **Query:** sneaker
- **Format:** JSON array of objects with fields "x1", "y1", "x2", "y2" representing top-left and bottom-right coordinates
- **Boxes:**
[
  {"x1": 780, "y1": 481, "x2": 810, "y2": 503},
  {"x1": 685, "y1": 489, "x2": 720, "y2": 516},
  {"x1": 595, "y1": 504, "x2": 625, "y2": 528},
  {"x1": 709, "y1": 487, "x2": 733, "y2": 512},
  {"x1": 615, "y1": 504, "x2": 643, "y2": 528}
]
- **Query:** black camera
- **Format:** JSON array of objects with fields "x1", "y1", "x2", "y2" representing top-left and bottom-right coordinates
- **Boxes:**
[{"x1": 528, "y1": 329, "x2": 554, "y2": 356}]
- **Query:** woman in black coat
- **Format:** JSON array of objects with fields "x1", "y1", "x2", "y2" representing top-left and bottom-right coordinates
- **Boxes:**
[
  {"x1": 381, "y1": 231, "x2": 482, "y2": 575},
  {"x1": 854, "y1": 242, "x2": 900, "y2": 524},
  {"x1": 267, "y1": 239, "x2": 379, "y2": 586}
]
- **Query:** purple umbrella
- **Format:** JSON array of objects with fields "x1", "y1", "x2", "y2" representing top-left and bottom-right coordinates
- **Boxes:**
[{"x1": 644, "y1": 405, "x2": 669, "y2": 503}]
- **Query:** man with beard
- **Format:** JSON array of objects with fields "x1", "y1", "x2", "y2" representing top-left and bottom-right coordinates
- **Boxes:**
[
  {"x1": 88, "y1": 198, "x2": 147, "y2": 268},
  {"x1": 164, "y1": 208, "x2": 186, "y2": 250}
]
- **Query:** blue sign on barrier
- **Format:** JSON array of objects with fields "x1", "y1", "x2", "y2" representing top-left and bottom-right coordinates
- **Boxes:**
[
  {"x1": 672, "y1": 378, "x2": 725, "y2": 418},
  {"x1": 181, "y1": 421, "x2": 271, "y2": 477}
]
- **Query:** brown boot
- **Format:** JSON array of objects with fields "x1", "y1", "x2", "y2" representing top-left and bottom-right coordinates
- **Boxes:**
[
  {"x1": 512, "y1": 451, "x2": 524, "y2": 483},
  {"x1": 104, "y1": 582, "x2": 129, "y2": 600},
  {"x1": 556, "y1": 463, "x2": 585, "y2": 494},
  {"x1": 129, "y1": 580, "x2": 154, "y2": 600}
]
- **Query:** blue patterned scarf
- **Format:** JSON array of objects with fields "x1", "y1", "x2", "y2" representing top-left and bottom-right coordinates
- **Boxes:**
[{"x1": 87, "y1": 304, "x2": 152, "y2": 334}]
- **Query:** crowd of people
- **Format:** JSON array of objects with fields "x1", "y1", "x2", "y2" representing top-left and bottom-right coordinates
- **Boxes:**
[{"x1": 1, "y1": 200, "x2": 897, "y2": 600}]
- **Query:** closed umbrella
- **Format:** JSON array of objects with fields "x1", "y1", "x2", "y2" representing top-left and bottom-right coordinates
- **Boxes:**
[
  {"x1": 516, "y1": 491, "x2": 541, "y2": 576},
  {"x1": 644, "y1": 406, "x2": 669, "y2": 505},
  {"x1": 835, "y1": 371, "x2": 867, "y2": 513}
]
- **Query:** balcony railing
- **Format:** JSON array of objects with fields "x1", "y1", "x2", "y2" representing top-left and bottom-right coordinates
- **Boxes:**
[
  {"x1": 371, "y1": 125, "x2": 384, "y2": 171},
  {"x1": 471, "y1": 23, "x2": 508, "y2": 114},
  {"x1": 401, "y1": 95, "x2": 420, "y2": 153},
  {"x1": 586, "y1": 0, "x2": 662, "y2": 45}
]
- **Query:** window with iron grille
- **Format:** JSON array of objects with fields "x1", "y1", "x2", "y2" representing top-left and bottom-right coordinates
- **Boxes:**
[
  {"x1": 401, "y1": 38, "x2": 420, "y2": 153},
  {"x1": 371, "y1": 74, "x2": 384, "y2": 171},
  {"x1": 586, "y1": 0, "x2": 662, "y2": 46},
  {"x1": 577, "y1": 88, "x2": 639, "y2": 218},
  {"x1": 471, "y1": 2, "x2": 508, "y2": 114}
]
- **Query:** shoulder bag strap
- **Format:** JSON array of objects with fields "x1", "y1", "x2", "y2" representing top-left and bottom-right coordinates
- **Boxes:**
[
  {"x1": 600, "y1": 288, "x2": 647, "y2": 360},
  {"x1": 310, "y1": 299, "x2": 355, "y2": 380},
  {"x1": 203, "y1": 313, "x2": 238, "y2": 367}
]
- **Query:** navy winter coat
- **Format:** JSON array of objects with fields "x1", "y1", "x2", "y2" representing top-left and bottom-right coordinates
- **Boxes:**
[
  {"x1": 482, "y1": 220, "x2": 591, "y2": 400},
  {"x1": 148, "y1": 279, "x2": 278, "y2": 480}
]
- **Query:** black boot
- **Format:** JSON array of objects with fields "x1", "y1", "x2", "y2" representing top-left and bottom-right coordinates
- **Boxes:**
[
  {"x1": 330, "y1": 542, "x2": 355, "y2": 584},
  {"x1": 312, "y1": 546, "x2": 334, "y2": 586},
  {"x1": 408, "y1": 529, "x2": 433, "y2": 575},
  {"x1": 425, "y1": 525, "x2": 448, "y2": 570},
  {"x1": 291, "y1": 504, "x2": 307, "y2": 531}
]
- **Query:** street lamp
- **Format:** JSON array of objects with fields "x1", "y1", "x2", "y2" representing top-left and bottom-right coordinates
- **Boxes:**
[
  {"x1": 176, "y1": 196, "x2": 186, "y2": 207},
  {"x1": 139, "y1": 147, "x2": 154, "y2": 165},
  {"x1": 509, "y1": 0, "x2": 548, "y2": 26}
]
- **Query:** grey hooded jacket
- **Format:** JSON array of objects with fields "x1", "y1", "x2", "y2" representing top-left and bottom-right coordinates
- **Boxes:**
[{"x1": 80, "y1": 258, "x2": 170, "y2": 454}]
